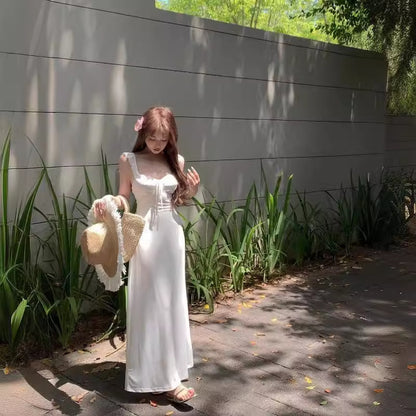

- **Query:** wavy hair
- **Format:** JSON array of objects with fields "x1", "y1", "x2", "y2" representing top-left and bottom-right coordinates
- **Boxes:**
[{"x1": 132, "y1": 106, "x2": 188, "y2": 205}]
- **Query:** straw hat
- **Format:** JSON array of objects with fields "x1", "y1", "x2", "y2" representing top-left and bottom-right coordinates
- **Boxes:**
[{"x1": 80, "y1": 195, "x2": 145, "y2": 291}]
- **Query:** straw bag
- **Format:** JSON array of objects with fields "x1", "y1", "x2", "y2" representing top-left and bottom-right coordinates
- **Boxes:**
[{"x1": 119, "y1": 196, "x2": 145, "y2": 262}]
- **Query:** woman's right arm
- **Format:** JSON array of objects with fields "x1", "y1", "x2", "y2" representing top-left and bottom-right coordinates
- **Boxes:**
[
  {"x1": 116, "y1": 153, "x2": 132, "y2": 208},
  {"x1": 93, "y1": 154, "x2": 132, "y2": 218}
]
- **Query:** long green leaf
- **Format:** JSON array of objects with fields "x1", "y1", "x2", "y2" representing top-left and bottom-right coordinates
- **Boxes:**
[{"x1": 10, "y1": 298, "x2": 27, "y2": 349}]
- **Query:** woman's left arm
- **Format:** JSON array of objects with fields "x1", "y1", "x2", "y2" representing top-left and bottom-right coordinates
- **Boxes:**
[{"x1": 179, "y1": 154, "x2": 200, "y2": 199}]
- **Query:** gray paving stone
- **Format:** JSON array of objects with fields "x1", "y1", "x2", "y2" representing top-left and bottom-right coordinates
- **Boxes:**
[{"x1": 2, "y1": 245, "x2": 415, "y2": 416}]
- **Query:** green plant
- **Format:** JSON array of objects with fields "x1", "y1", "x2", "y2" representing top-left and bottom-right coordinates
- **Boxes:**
[
  {"x1": 326, "y1": 185, "x2": 358, "y2": 255},
  {"x1": 0, "y1": 131, "x2": 45, "y2": 351},
  {"x1": 183, "y1": 205, "x2": 225, "y2": 310},
  {"x1": 353, "y1": 174, "x2": 385, "y2": 245},
  {"x1": 35, "y1": 175, "x2": 95, "y2": 347},
  {"x1": 255, "y1": 173, "x2": 293, "y2": 278},
  {"x1": 376, "y1": 170, "x2": 409, "y2": 243},
  {"x1": 287, "y1": 192, "x2": 324, "y2": 264}
]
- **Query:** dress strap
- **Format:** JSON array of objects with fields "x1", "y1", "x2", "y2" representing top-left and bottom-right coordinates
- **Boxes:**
[{"x1": 123, "y1": 152, "x2": 140, "y2": 179}]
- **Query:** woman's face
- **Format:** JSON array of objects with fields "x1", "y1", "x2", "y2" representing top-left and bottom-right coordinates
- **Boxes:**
[{"x1": 145, "y1": 134, "x2": 169, "y2": 154}]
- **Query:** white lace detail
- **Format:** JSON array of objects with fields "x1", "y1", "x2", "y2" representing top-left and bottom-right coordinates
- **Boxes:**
[{"x1": 88, "y1": 195, "x2": 125, "y2": 292}]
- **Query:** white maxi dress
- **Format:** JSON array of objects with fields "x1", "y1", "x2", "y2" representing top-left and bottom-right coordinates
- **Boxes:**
[{"x1": 123, "y1": 152, "x2": 194, "y2": 393}]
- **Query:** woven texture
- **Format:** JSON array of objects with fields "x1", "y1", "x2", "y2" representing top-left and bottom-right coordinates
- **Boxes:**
[{"x1": 122, "y1": 212, "x2": 145, "y2": 262}]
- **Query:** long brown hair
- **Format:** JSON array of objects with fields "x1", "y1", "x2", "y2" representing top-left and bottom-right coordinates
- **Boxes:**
[{"x1": 132, "y1": 106, "x2": 188, "y2": 205}]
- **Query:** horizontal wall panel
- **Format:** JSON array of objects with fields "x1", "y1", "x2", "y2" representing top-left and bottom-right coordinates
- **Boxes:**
[
  {"x1": 384, "y1": 116, "x2": 416, "y2": 168},
  {"x1": 261, "y1": 155, "x2": 384, "y2": 194},
  {"x1": 189, "y1": 159, "x2": 261, "y2": 202},
  {"x1": 1, "y1": 113, "x2": 385, "y2": 168},
  {"x1": 0, "y1": 54, "x2": 385, "y2": 123},
  {"x1": 0, "y1": 112, "x2": 134, "y2": 167},
  {"x1": 385, "y1": 150, "x2": 416, "y2": 168},
  {"x1": 5, "y1": 165, "x2": 118, "y2": 220},
  {"x1": 0, "y1": 0, "x2": 388, "y2": 213},
  {"x1": 0, "y1": 0, "x2": 386, "y2": 91}
]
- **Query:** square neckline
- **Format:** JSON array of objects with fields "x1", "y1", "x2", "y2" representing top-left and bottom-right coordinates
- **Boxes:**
[{"x1": 129, "y1": 152, "x2": 176, "y2": 183}]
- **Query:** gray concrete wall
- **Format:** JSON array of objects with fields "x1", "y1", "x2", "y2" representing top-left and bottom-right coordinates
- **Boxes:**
[
  {"x1": 0, "y1": 0, "x2": 388, "y2": 219},
  {"x1": 384, "y1": 116, "x2": 416, "y2": 171}
]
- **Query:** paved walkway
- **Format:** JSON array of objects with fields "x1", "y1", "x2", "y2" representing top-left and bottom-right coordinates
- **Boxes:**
[{"x1": 1, "y1": 244, "x2": 415, "y2": 416}]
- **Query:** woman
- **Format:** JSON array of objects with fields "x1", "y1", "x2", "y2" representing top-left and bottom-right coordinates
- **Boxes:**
[{"x1": 94, "y1": 106, "x2": 200, "y2": 403}]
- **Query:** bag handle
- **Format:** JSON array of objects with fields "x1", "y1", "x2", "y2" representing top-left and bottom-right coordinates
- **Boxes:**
[{"x1": 117, "y1": 195, "x2": 130, "y2": 213}]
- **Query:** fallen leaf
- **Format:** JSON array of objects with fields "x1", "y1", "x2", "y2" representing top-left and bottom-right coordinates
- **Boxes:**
[
  {"x1": 203, "y1": 304, "x2": 210, "y2": 310},
  {"x1": 250, "y1": 341, "x2": 257, "y2": 346},
  {"x1": 260, "y1": 295, "x2": 266, "y2": 298},
  {"x1": 373, "y1": 401, "x2": 381, "y2": 406},
  {"x1": 271, "y1": 318, "x2": 278, "y2": 323},
  {"x1": 320, "y1": 400, "x2": 328, "y2": 405},
  {"x1": 256, "y1": 333, "x2": 266, "y2": 337},
  {"x1": 89, "y1": 397, "x2": 96, "y2": 403},
  {"x1": 306, "y1": 386, "x2": 315, "y2": 390},
  {"x1": 407, "y1": 364, "x2": 416, "y2": 370},
  {"x1": 71, "y1": 392, "x2": 87, "y2": 403},
  {"x1": 324, "y1": 389, "x2": 331, "y2": 393},
  {"x1": 150, "y1": 400, "x2": 158, "y2": 407},
  {"x1": 285, "y1": 324, "x2": 292, "y2": 328},
  {"x1": 166, "y1": 412, "x2": 174, "y2": 416},
  {"x1": 202, "y1": 358, "x2": 209, "y2": 362},
  {"x1": 374, "y1": 389, "x2": 384, "y2": 393},
  {"x1": 3, "y1": 366, "x2": 10, "y2": 375},
  {"x1": 252, "y1": 353, "x2": 259, "y2": 356},
  {"x1": 304, "y1": 376, "x2": 312, "y2": 384}
]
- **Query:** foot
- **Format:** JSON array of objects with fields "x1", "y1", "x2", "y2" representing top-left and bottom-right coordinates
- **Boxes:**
[{"x1": 166, "y1": 384, "x2": 195, "y2": 403}]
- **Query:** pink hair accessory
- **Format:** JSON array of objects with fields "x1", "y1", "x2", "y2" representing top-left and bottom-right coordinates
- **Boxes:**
[{"x1": 134, "y1": 116, "x2": 144, "y2": 132}]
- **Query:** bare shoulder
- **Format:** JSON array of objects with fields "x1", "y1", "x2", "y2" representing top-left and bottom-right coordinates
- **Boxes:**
[
  {"x1": 119, "y1": 153, "x2": 132, "y2": 174},
  {"x1": 119, "y1": 152, "x2": 130, "y2": 163},
  {"x1": 178, "y1": 154, "x2": 185, "y2": 170}
]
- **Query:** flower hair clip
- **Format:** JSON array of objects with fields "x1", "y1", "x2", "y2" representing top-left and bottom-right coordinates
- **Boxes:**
[{"x1": 134, "y1": 116, "x2": 144, "y2": 132}]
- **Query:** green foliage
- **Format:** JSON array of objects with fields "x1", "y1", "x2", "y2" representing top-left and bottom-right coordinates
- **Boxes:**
[
  {"x1": 0, "y1": 131, "x2": 44, "y2": 351},
  {"x1": 326, "y1": 184, "x2": 358, "y2": 256},
  {"x1": 0, "y1": 132, "x2": 117, "y2": 355},
  {"x1": 157, "y1": 0, "x2": 335, "y2": 42},
  {"x1": 327, "y1": 170, "x2": 410, "y2": 254},
  {"x1": 306, "y1": 0, "x2": 416, "y2": 114},
  {"x1": 2, "y1": 132, "x2": 413, "y2": 355},
  {"x1": 193, "y1": 187, "x2": 259, "y2": 292},
  {"x1": 255, "y1": 172, "x2": 293, "y2": 277},
  {"x1": 287, "y1": 192, "x2": 326, "y2": 264},
  {"x1": 184, "y1": 206, "x2": 225, "y2": 309}
]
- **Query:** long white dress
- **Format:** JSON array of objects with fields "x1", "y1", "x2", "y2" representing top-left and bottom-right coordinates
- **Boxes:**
[{"x1": 123, "y1": 152, "x2": 194, "y2": 393}]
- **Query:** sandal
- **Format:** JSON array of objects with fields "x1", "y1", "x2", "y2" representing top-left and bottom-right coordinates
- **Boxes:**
[{"x1": 166, "y1": 385, "x2": 196, "y2": 404}]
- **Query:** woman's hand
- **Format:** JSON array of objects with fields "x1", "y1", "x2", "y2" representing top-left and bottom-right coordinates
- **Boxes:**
[
  {"x1": 93, "y1": 199, "x2": 107, "y2": 221},
  {"x1": 186, "y1": 166, "x2": 200, "y2": 198}
]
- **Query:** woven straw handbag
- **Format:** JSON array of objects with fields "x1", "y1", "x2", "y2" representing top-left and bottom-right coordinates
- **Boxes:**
[
  {"x1": 119, "y1": 196, "x2": 145, "y2": 262},
  {"x1": 122, "y1": 211, "x2": 145, "y2": 262}
]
